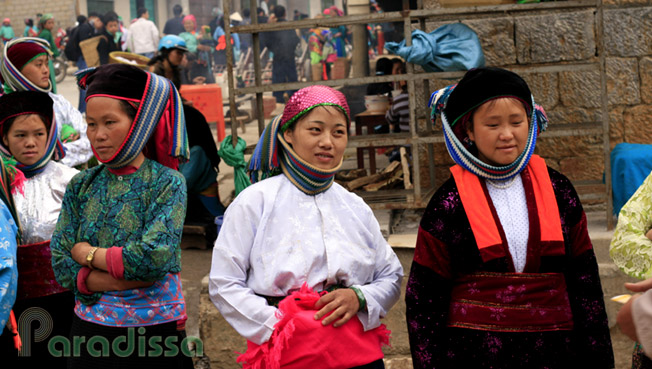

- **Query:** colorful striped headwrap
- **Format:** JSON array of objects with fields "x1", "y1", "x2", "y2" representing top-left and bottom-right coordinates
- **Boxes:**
[
  {"x1": 1, "y1": 37, "x2": 53, "y2": 94},
  {"x1": 428, "y1": 67, "x2": 548, "y2": 180},
  {"x1": 0, "y1": 91, "x2": 65, "y2": 178},
  {"x1": 77, "y1": 64, "x2": 189, "y2": 170},
  {"x1": 248, "y1": 85, "x2": 350, "y2": 195}
]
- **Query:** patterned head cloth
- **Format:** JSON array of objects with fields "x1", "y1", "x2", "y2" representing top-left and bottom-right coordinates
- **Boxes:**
[
  {"x1": 248, "y1": 85, "x2": 350, "y2": 195},
  {"x1": 280, "y1": 85, "x2": 350, "y2": 132},
  {"x1": 0, "y1": 91, "x2": 65, "y2": 177},
  {"x1": 77, "y1": 64, "x2": 189, "y2": 170},
  {"x1": 38, "y1": 14, "x2": 53, "y2": 28},
  {"x1": 1, "y1": 37, "x2": 53, "y2": 94},
  {"x1": 428, "y1": 67, "x2": 549, "y2": 180}
]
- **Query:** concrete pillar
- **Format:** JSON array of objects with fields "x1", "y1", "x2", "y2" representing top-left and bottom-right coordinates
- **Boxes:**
[
  {"x1": 114, "y1": 0, "x2": 131, "y2": 22},
  {"x1": 156, "y1": 0, "x2": 167, "y2": 32},
  {"x1": 348, "y1": 0, "x2": 370, "y2": 78}
]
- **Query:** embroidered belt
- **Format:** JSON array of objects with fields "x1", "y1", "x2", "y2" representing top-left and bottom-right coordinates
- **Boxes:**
[
  {"x1": 448, "y1": 272, "x2": 573, "y2": 332},
  {"x1": 17, "y1": 240, "x2": 68, "y2": 299}
]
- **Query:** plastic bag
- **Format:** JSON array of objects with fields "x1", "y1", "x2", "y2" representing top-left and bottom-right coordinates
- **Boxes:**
[{"x1": 384, "y1": 23, "x2": 485, "y2": 72}]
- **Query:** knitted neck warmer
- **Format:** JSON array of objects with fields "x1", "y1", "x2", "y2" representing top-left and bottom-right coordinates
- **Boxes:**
[
  {"x1": 429, "y1": 84, "x2": 548, "y2": 180},
  {"x1": 249, "y1": 115, "x2": 342, "y2": 195},
  {"x1": 248, "y1": 85, "x2": 350, "y2": 196},
  {"x1": 77, "y1": 66, "x2": 189, "y2": 170}
]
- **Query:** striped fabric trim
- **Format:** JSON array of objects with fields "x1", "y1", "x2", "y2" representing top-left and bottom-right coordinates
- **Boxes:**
[
  {"x1": 92, "y1": 72, "x2": 189, "y2": 169},
  {"x1": 429, "y1": 84, "x2": 548, "y2": 181},
  {"x1": 0, "y1": 37, "x2": 52, "y2": 93},
  {"x1": 248, "y1": 114, "x2": 341, "y2": 195}
]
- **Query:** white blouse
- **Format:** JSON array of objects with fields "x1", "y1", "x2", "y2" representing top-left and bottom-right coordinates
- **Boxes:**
[
  {"x1": 209, "y1": 175, "x2": 404, "y2": 345},
  {"x1": 486, "y1": 175, "x2": 530, "y2": 273},
  {"x1": 13, "y1": 160, "x2": 78, "y2": 244}
]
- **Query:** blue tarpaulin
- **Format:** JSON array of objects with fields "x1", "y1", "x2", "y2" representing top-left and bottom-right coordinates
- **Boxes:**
[
  {"x1": 384, "y1": 23, "x2": 485, "y2": 72},
  {"x1": 611, "y1": 143, "x2": 652, "y2": 215}
]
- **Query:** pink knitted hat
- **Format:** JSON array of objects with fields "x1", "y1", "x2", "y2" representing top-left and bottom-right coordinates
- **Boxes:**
[{"x1": 280, "y1": 85, "x2": 350, "y2": 131}]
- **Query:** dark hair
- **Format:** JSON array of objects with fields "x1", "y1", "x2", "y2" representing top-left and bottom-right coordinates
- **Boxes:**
[
  {"x1": 273, "y1": 5, "x2": 286, "y2": 19},
  {"x1": 137, "y1": 7, "x2": 148, "y2": 18},
  {"x1": 375, "y1": 57, "x2": 393, "y2": 76},
  {"x1": 243, "y1": 8, "x2": 250, "y2": 18},
  {"x1": 25, "y1": 18, "x2": 34, "y2": 27},
  {"x1": 103, "y1": 14, "x2": 118, "y2": 26},
  {"x1": 173, "y1": 4, "x2": 183, "y2": 16},
  {"x1": 76, "y1": 15, "x2": 87, "y2": 24},
  {"x1": 88, "y1": 12, "x2": 101, "y2": 19},
  {"x1": 147, "y1": 48, "x2": 171, "y2": 66},
  {"x1": 257, "y1": 7, "x2": 264, "y2": 15},
  {"x1": 118, "y1": 100, "x2": 139, "y2": 121}
]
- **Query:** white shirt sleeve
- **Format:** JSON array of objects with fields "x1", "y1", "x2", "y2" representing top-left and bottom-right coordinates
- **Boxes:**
[{"x1": 208, "y1": 191, "x2": 279, "y2": 345}]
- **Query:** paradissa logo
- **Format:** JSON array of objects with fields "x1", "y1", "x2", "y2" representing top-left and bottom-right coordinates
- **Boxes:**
[
  {"x1": 48, "y1": 327, "x2": 203, "y2": 358},
  {"x1": 18, "y1": 307, "x2": 202, "y2": 358}
]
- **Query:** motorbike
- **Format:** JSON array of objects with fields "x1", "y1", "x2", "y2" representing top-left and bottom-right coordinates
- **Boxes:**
[{"x1": 53, "y1": 27, "x2": 68, "y2": 83}]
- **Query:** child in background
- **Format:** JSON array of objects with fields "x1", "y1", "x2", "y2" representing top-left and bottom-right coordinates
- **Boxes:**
[
  {"x1": 1, "y1": 19, "x2": 15, "y2": 43},
  {"x1": 321, "y1": 29, "x2": 337, "y2": 80}
]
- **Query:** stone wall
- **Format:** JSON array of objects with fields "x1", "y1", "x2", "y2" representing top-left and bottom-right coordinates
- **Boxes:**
[
  {"x1": 417, "y1": 1, "x2": 652, "y2": 210},
  {"x1": 0, "y1": 0, "x2": 77, "y2": 37}
]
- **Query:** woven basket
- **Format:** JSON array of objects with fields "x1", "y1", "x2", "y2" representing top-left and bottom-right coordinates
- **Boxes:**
[
  {"x1": 79, "y1": 35, "x2": 105, "y2": 67},
  {"x1": 108, "y1": 51, "x2": 150, "y2": 69}
]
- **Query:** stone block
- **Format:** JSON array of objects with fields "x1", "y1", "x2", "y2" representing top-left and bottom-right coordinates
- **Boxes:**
[
  {"x1": 606, "y1": 57, "x2": 640, "y2": 106},
  {"x1": 464, "y1": 18, "x2": 516, "y2": 66},
  {"x1": 521, "y1": 72, "x2": 559, "y2": 109},
  {"x1": 515, "y1": 11, "x2": 596, "y2": 64},
  {"x1": 604, "y1": 8, "x2": 652, "y2": 57},
  {"x1": 559, "y1": 156, "x2": 605, "y2": 181},
  {"x1": 559, "y1": 70, "x2": 602, "y2": 108},
  {"x1": 609, "y1": 106, "x2": 626, "y2": 150},
  {"x1": 641, "y1": 57, "x2": 652, "y2": 104},
  {"x1": 623, "y1": 105, "x2": 652, "y2": 144},
  {"x1": 546, "y1": 106, "x2": 602, "y2": 125},
  {"x1": 536, "y1": 135, "x2": 604, "y2": 159},
  {"x1": 384, "y1": 356, "x2": 414, "y2": 369}
]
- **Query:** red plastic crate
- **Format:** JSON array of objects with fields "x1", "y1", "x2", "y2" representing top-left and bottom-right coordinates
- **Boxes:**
[{"x1": 179, "y1": 84, "x2": 226, "y2": 142}]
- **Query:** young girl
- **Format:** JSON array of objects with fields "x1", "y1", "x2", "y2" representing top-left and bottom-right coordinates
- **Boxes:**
[
  {"x1": 50, "y1": 63, "x2": 192, "y2": 368},
  {"x1": 209, "y1": 85, "x2": 403, "y2": 368},
  {"x1": 406, "y1": 67, "x2": 614, "y2": 369},
  {"x1": 1, "y1": 37, "x2": 93, "y2": 167},
  {"x1": 0, "y1": 90, "x2": 77, "y2": 367}
]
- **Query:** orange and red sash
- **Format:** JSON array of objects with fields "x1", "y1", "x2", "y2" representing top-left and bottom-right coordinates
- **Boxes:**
[{"x1": 450, "y1": 154, "x2": 564, "y2": 263}]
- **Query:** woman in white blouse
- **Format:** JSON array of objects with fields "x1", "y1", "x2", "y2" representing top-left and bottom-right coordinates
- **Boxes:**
[{"x1": 209, "y1": 85, "x2": 403, "y2": 369}]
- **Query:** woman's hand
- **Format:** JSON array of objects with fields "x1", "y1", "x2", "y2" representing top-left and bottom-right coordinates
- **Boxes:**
[
  {"x1": 71, "y1": 241, "x2": 93, "y2": 265},
  {"x1": 646, "y1": 228, "x2": 652, "y2": 241},
  {"x1": 313, "y1": 288, "x2": 359, "y2": 327},
  {"x1": 618, "y1": 294, "x2": 640, "y2": 342}
]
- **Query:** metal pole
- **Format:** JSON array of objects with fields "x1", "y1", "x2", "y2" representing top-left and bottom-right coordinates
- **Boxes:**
[
  {"x1": 249, "y1": 0, "x2": 265, "y2": 135},
  {"x1": 223, "y1": 0, "x2": 238, "y2": 148}
]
